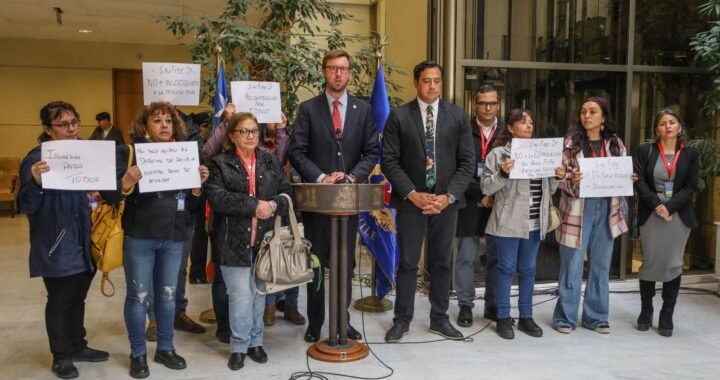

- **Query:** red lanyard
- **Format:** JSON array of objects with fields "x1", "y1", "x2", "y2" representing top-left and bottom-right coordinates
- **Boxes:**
[
  {"x1": 657, "y1": 142, "x2": 682, "y2": 178},
  {"x1": 477, "y1": 122, "x2": 496, "y2": 160},
  {"x1": 588, "y1": 140, "x2": 605, "y2": 157},
  {"x1": 236, "y1": 151, "x2": 257, "y2": 196}
]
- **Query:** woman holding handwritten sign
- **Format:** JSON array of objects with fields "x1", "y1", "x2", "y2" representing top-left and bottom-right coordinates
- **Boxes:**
[
  {"x1": 204, "y1": 113, "x2": 292, "y2": 371},
  {"x1": 112, "y1": 102, "x2": 208, "y2": 378},
  {"x1": 633, "y1": 109, "x2": 699, "y2": 337},
  {"x1": 553, "y1": 96, "x2": 629, "y2": 335},
  {"x1": 19, "y1": 101, "x2": 109, "y2": 379},
  {"x1": 481, "y1": 109, "x2": 564, "y2": 339}
]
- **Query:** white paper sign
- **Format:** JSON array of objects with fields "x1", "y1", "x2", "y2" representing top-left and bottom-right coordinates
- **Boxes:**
[
  {"x1": 41, "y1": 140, "x2": 117, "y2": 190},
  {"x1": 142, "y1": 62, "x2": 201, "y2": 105},
  {"x1": 135, "y1": 142, "x2": 200, "y2": 193},
  {"x1": 230, "y1": 81, "x2": 282, "y2": 123},
  {"x1": 510, "y1": 138, "x2": 564, "y2": 179},
  {"x1": 578, "y1": 156, "x2": 634, "y2": 198}
]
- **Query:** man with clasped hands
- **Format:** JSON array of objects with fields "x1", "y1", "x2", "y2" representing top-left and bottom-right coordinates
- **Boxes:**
[{"x1": 381, "y1": 60, "x2": 475, "y2": 342}]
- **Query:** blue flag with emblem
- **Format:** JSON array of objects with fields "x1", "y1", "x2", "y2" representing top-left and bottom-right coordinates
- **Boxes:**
[
  {"x1": 358, "y1": 64, "x2": 398, "y2": 300},
  {"x1": 213, "y1": 58, "x2": 227, "y2": 128}
]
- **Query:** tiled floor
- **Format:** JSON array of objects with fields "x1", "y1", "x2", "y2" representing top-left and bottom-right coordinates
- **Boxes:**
[{"x1": 2, "y1": 216, "x2": 720, "y2": 379}]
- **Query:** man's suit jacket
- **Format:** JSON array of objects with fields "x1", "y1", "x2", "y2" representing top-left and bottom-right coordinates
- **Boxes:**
[
  {"x1": 381, "y1": 99, "x2": 475, "y2": 211},
  {"x1": 456, "y1": 120, "x2": 504, "y2": 237},
  {"x1": 89, "y1": 126, "x2": 125, "y2": 145},
  {"x1": 289, "y1": 93, "x2": 378, "y2": 183}
]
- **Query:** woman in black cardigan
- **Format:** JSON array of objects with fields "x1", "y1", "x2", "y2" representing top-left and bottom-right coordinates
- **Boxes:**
[{"x1": 633, "y1": 109, "x2": 699, "y2": 337}]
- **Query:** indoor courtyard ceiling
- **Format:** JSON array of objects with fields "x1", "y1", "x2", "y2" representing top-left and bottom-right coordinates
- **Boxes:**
[{"x1": 0, "y1": 0, "x2": 231, "y2": 45}]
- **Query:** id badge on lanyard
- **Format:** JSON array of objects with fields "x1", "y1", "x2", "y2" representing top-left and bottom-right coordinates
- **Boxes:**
[
  {"x1": 663, "y1": 182, "x2": 673, "y2": 198},
  {"x1": 177, "y1": 192, "x2": 186, "y2": 211},
  {"x1": 476, "y1": 162, "x2": 484, "y2": 178}
]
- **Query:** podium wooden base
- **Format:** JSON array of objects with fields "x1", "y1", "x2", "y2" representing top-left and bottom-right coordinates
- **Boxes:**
[
  {"x1": 199, "y1": 308, "x2": 216, "y2": 324},
  {"x1": 354, "y1": 296, "x2": 393, "y2": 312},
  {"x1": 307, "y1": 339, "x2": 369, "y2": 362}
]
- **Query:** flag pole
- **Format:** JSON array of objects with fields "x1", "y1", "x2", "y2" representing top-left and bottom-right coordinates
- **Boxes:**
[{"x1": 354, "y1": 36, "x2": 393, "y2": 313}]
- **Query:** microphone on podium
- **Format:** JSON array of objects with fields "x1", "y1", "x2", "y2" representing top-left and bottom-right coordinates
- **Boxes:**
[{"x1": 335, "y1": 127, "x2": 351, "y2": 184}]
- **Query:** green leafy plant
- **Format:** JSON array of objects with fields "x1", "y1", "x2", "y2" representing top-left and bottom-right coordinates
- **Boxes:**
[
  {"x1": 689, "y1": 0, "x2": 720, "y2": 190},
  {"x1": 156, "y1": 0, "x2": 404, "y2": 120}
]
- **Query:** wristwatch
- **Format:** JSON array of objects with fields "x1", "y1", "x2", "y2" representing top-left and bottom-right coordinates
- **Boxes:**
[{"x1": 447, "y1": 193, "x2": 456, "y2": 204}]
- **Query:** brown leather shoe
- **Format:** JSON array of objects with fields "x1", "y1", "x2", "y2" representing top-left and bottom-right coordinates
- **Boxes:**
[
  {"x1": 174, "y1": 310, "x2": 206, "y2": 334},
  {"x1": 283, "y1": 305, "x2": 306, "y2": 325},
  {"x1": 263, "y1": 304, "x2": 276, "y2": 326}
]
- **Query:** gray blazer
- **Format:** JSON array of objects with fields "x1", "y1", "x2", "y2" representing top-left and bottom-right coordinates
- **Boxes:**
[{"x1": 481, "y1": 143, "x2": 559, "y2": 239}]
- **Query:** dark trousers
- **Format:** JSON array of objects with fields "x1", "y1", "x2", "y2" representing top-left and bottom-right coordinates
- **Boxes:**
[
  {"x1": 212, "y1": 258, "x2": 230, "y2": 335},
  {"x1": 394, "y1": 207, "x2": 458, "y2": 324},
  {"x1": 484, "y1": 234, "x2": 498, "y2": 311},
  {"x1": 189, "y1": 206, "x2": 208, "y2": 279},
  {"x1": 304, "y1": 213, "x2": 357, "y2": 333},
  {"x1": 42, "y1": 271, "x2": 94, "y2": 360}
]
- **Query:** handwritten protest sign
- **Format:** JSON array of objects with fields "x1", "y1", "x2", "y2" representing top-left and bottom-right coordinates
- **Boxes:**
[
  {"x1": 135, "y1": 142, "x2": 200, "y2": 193},
  {"x1": 510, "y1": 138, "x2": 563, "y2": 179},
  {"x1": 578, "y1": 156, "x2": 634, "y2": 198},
  {"x1": 143, "y1": 62, "x2": 201, "y2": 105},
  {"x1": 41, "y1": 140, "x2": 116, "y2": 190},
  {"x1": 230, "y1": 81, "x2": 282, "y2": 123}
]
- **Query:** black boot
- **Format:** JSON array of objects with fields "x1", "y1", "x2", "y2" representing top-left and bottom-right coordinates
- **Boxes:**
[
  {"x1": 636, "y1": 280, "x2": 655, "y2": 331},
  {"x1": 658, "y1": 275, "x2": 681, "y2": 337}
]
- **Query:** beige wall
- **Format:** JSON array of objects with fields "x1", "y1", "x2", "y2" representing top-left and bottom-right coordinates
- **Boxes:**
[
  {"x1": 384, "y1": 0, "x2": 428, "y2": 102},
  {"x1": 0, "y1": 38, "x2": 194, "y2": 158}
]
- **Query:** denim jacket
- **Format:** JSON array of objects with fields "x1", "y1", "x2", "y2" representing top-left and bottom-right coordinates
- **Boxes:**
[{"x1": 481, "y1": 142, "x2": 560, "y2": 239}]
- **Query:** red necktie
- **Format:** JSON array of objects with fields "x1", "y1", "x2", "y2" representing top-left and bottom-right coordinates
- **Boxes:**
[{"x1": 332, "y1": 99, "x2": 342, "y2": 137}]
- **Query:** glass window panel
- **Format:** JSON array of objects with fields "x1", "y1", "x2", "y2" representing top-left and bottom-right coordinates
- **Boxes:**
[
  {"x1": 634, "y1": 0, "x2": 706, "y2": 66},
  {"x1": 465, "y1": 0, "x2": 628, "y2": 64}
]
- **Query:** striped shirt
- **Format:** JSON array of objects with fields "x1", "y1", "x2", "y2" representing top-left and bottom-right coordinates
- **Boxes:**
[{"x1": 529, "y1": 179, "x2": 542, "y2": 230}]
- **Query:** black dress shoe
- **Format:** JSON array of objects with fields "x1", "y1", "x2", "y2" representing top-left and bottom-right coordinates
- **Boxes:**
[
  {"x1": 72, "y1": 346, "x2": 109, "y2": 362},
  {"x1": 247, "y1": 346, "x2": 268, "y2": 363},
  {"x1": 52, "y1": 358, "x2": 79, "y2": 379},
  {"x1": 457, "y1": 305, "x2": 473, "y2": 327},
  {"x1": 483, "y1": 308, "x2": 498, "y2": 322},
  {"x1": 154, "y1": 350, "x2": 187, "y2": 370},
  {"x1": 429, "y1": 319, "x2": 464, "y2": 340},
  {"x1": 496, "y1": 318, "x2": 515, "y2": 340},
  {"x1": 129, "y1": 354, "x2": 149, "y2": 379},
  {"x1": 517, "y1": 317, "x2": 543, "y2": 337},
  {"x1": 346, "y1": 324, "x2": 362, "y2": 340},
  {"x1": 227, "y1": 353, "x2": 245, "y2": 370},
  {"x1": 384, "y1": 321, "x2": 409, "y2": 343},
  {"x1": 304, "y1": 327, "x2": 320, "y2": 343}
]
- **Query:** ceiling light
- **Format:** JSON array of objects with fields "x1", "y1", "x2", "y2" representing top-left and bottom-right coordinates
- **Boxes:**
[{"x1": 78, "y1": 29, "x2": 93, "y2": 33}]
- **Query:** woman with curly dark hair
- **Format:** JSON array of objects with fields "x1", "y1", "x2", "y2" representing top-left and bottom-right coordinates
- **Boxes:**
[
  {"x1": 112, "y1": 102, "x2": 209, "y2": 378},
  {"x1": 633, "y1": 109, "x2": 699, "y2": 337},
  {"x1": 552, "y1": 97, "x2": 629, "y2": 335}
]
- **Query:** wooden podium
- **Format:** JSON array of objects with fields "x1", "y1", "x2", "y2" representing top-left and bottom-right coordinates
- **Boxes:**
[{"x1": 293, "y1": 183, "x2": 384, "y2": 362}]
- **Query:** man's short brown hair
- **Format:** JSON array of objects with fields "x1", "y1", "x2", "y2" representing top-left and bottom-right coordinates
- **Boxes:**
[{"x1": 322, "y1": 49, "x2": 352, "y2": 69}]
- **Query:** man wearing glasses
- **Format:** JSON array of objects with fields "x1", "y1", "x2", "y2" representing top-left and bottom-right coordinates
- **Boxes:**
[
  {"x1": 288, "y1": 49, "x2": 379, "y2": 343},
  {"x1": 454, "y1": 85, "x2": 505, "y2": 327}
]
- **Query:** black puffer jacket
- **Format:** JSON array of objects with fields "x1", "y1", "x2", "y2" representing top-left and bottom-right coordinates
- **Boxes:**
[{"x1": 205, "y1": 149, "x2": 292, "y2": 267}]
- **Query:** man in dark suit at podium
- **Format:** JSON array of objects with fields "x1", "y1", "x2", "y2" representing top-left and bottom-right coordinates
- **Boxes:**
[
  {"x1": 288, "y1": 49, "x2": 379, "y2": 343},
  {"x1": 381, "y1": 60, "x2": 474, "y2": 342},
  {"x1": 89, "y1": 112, "x2": 124, "y2": 145}
]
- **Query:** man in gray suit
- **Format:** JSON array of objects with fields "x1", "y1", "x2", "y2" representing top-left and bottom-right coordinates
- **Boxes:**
[
  {"x1": 381, "y1": 60, "x2": 474, "y2": 342},
  {"x1": 288, "y1": 49, "x2": 379, "y2": 343}
]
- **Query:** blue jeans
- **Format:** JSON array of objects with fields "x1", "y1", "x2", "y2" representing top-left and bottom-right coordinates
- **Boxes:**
[
  {"x1": 266, "y1": 287, "x2": 299, "y2": 306},
  {"x1": 553, "y1": 198, "x2": 614, "y2": 329},
  {"x1": 123, "y1": 237, "x2": 184, "y2": 357},
  {"x1": 221, "y1": 265, "x2": 266, "y2": 354},
  {"x1": 495, "y1": 230, "x2": 541, "y2": 319},
  {"x1": 147, "y1": 238, "x2": 191, "y2": 321}
]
